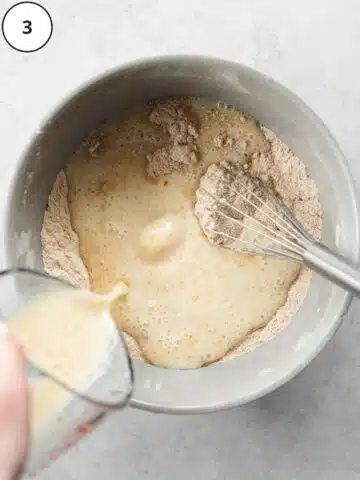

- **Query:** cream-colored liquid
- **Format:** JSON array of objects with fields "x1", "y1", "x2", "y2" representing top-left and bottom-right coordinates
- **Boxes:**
[
  {"x1": 64, "y1": 99, "x2": 301, "y2": 369},
  {"x1": 9, "y1": 284, "x2": 128, "y2": 439}
]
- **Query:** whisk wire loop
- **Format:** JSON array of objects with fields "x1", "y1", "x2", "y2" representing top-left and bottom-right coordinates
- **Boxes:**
[
  {"x1": 197, "y1": 162, "x2": 360, "y2": 297},
  {"x1": 218, "y1": 163, "x2": 310, "y2": 246}
]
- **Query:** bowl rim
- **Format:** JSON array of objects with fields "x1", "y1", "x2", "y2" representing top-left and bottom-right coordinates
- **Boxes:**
[{"x1": 5, "y1": 54, "x2": 360, "y2": 413}]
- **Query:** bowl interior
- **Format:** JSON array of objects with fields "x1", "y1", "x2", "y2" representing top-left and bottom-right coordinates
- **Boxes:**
[{"x1": 6, "y1": 57, "x2": 359, "y2": 412}]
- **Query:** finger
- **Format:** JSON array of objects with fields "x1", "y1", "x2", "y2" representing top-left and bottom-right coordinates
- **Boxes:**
[{"x1": 0, "y1": 331, "x2": 28, "y2": 479}]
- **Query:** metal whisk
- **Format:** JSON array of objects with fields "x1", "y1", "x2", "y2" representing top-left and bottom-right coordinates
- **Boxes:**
[{"x1": 196, "y1": 161, "x2": 360, "y2": 297}]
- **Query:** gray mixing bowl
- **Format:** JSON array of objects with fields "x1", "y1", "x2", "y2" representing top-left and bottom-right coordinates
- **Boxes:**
[{"x1": 5, "y1": 56, "x2": 360, "y2": 413}]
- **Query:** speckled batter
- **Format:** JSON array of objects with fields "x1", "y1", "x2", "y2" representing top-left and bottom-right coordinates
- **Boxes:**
[{"x1": 41, "y1": 98, "x2": 321, "y2": 369}]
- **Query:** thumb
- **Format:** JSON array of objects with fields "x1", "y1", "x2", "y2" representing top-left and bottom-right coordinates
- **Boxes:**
[{"x1": 0, "y1": 330, "x2": 28, "y2": 479}]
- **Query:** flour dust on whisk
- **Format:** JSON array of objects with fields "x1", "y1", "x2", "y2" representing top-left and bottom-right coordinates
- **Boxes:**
[{"x1": 195, "y1": 160, "x2": 313, "y2": 262}]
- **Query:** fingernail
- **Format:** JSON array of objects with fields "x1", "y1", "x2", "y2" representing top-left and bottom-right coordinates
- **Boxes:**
[{"x1": 0, "y1": 321, "x2": 8, "y2": 337}]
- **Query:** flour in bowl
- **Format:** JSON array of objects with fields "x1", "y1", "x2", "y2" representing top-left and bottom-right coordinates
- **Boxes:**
[{"x1": 41, "y1": 98, "x2": 321, "y2": 368}]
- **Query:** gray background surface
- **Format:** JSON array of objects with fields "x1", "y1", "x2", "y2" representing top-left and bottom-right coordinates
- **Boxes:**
[{"x1": 1, "y1": 0, "x2": 360, "y2": 478}]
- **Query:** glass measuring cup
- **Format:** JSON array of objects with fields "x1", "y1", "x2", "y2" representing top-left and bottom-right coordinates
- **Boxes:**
[{"x1": 0, "y1": 268, "x2": 133, "y2": 476}]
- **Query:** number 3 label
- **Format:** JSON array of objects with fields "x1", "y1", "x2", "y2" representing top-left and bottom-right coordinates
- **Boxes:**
[
  {"x1": 2, "y1": 2, "x2": 52, "y2": 52},
  {"x1": 22, "y1": 20, "x2": 32, "y2": 34}
]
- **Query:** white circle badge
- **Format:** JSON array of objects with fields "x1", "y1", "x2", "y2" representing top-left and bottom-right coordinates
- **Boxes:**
[{"x1": 2, "y1": 2, "x2": 53, "y2": 52}]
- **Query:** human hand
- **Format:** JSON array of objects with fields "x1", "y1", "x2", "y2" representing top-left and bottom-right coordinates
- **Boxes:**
[{"x1": 0, "y1": 331, "x2": 28, "y2": 480}]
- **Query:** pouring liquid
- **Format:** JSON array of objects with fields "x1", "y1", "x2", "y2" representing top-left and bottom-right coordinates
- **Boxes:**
[{"x1": 8, "y1": 283, "x2": 129, "y2": 441}]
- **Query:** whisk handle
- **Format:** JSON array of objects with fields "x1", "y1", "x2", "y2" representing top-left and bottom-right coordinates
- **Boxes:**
[{"x1": 304, "y1": 243, "x2": 360, "y2": 297}]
